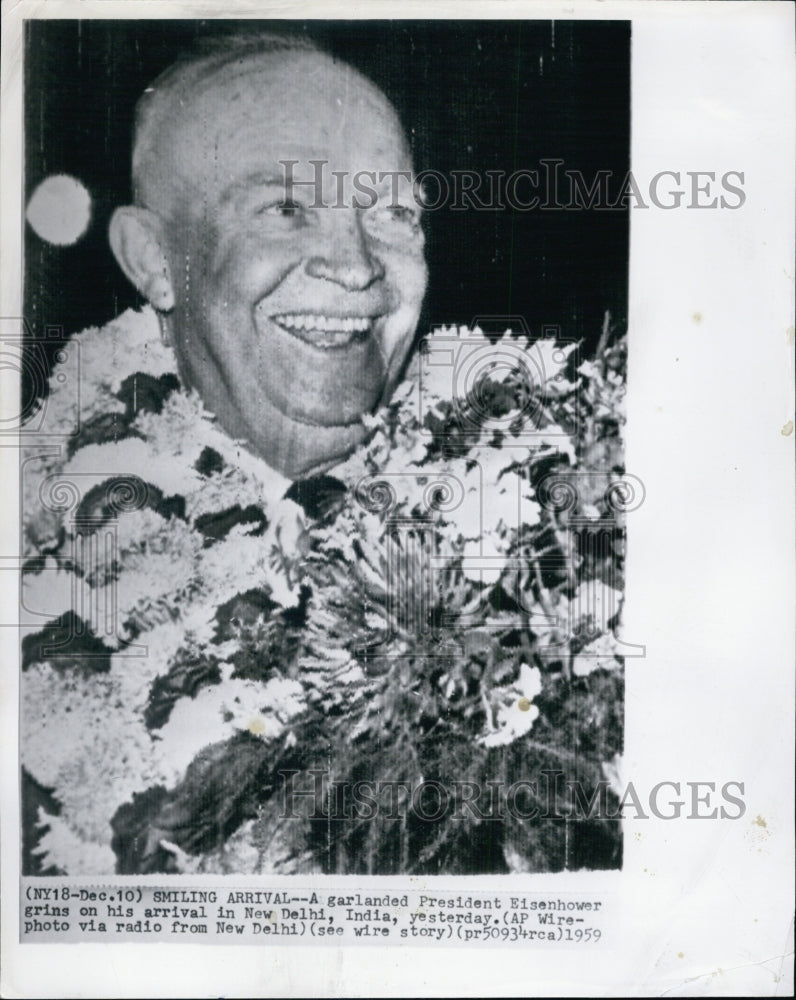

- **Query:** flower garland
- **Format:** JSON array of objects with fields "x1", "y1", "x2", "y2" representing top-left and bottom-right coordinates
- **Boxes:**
[{"x1": 22, "y1": 306, "x2": 627, "y2": 876}]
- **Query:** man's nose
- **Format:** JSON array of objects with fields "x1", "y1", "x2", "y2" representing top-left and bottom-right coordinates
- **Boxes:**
[{"x1": 305, "y1": 211, "x2": 385, "y2": 290}]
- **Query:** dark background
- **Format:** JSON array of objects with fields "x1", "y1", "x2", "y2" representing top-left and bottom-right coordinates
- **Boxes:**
[{"x1": 24, "y1": 19, "x2": 630, "y2": 376}]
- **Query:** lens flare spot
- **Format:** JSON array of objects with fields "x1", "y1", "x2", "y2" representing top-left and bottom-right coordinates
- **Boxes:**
[{"x1": 26, "y1": 174, "x2": 91, "y2": 246}]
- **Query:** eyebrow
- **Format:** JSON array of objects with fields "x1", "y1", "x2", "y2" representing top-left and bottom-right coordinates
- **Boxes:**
[
  {"x1": 219, "y1": 168, "x2": 420, "y2": 208},
  {"x1": 219, "y1": 171, "x2": 292, "y2": 206}
]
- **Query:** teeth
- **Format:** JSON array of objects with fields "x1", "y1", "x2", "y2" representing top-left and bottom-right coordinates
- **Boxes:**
[{"x1": 272, "y1": 313, "x2": 373, "y2": 333}]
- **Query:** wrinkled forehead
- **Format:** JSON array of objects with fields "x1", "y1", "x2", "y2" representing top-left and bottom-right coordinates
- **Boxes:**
[{"x1": 136, "y1": 51, "x2": 412, "y2": 211}]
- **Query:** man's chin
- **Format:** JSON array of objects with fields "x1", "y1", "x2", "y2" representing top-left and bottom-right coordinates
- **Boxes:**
[
  {"x1": 252, "y1": 412, "x2": 366, "y2": 482},
  {"x1": 251, "y1": 307, "x2": 390, "y2": 425}
]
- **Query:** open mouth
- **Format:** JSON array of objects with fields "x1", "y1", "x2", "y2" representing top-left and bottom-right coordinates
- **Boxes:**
[{"x1": 269, "y1": 312, "x2": 378, "y2": 349}]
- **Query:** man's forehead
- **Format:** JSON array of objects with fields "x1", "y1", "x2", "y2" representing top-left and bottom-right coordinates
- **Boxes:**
[
  {"x1": 177, "y1": 51, "x2": 401, "y2": 135},
  {"x1": 138, "y1": 49, "x2": 411, "y2": 211}
]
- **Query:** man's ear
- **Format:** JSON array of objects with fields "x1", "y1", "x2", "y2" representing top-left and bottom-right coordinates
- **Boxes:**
[{"x1": 109, "y1": 206, "x2": 175, "y2": 312}]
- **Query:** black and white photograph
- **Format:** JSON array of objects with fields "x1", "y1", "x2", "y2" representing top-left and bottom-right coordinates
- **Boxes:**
[
  {"x1": 1, "y1": 1, "x2": 793, "y2": 997},
  {"x1": 19, "y1": 18, "x2": 631, "y2": 878}
]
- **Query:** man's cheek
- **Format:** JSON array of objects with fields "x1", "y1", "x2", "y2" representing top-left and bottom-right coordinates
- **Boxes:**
[
  {"x1": 208, "y1": 233, "x2": 304, "y2": 295},
  {"x1": 387, "y1": 247, "x2": 427, "y2": 298}
]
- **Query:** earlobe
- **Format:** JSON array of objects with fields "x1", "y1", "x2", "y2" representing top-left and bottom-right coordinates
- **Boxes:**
[{"x1": 109, "y1": 206, "x2": 175, "y2": 312}]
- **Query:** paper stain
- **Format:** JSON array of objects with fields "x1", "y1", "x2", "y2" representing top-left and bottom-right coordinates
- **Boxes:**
[
  {"x1": 786, "y1": 325, "x2": 794, "y2": 345},
  {"x1": 678, "y1": 952, "x2": 685, "y2": 959},
  {"x1": 692, "y1": 312, "x2": 702, "y2": 324},
  {"x1": 745, "y1": 816, "x2": 771, "y2": 855},
  {"x1": 247, "y1": 717, "x2": 266, "y2": 735},
  {"x1": 517, "y1": 697, "x2": 531, "y2": 712},
  {"x1": 781, "y1": 420, "x2": 793, "y2": 436}
]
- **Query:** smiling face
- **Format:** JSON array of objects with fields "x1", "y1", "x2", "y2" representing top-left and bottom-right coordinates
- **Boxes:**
[{"x1": 144, "y1": 50, "x2": 427, "y2": 479}]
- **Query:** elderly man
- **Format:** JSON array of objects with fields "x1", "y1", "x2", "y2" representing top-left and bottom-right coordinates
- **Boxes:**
[{"x1": 109, "y1": 33, "x2": 427, "y2": 479}]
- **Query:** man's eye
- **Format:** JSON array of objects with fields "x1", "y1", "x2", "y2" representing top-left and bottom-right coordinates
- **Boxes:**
[
  {"x1": 367, "y1": 204, "x2": 421, "y2": 230},
  {"x1": 382, "y1": 204, "x2": 419, "y2": 225}
]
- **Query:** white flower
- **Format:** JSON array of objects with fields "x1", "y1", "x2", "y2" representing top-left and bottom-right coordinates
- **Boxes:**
[
  {"x1": 114, "y1": 507, "x2": 171, "y2": 552},
  {"x1": 111, "y1": 554, "x2": 194, "y2": 622},
  {"x1": 465, "y1": 444, "x2": 516, "y2": 487},
  {"x1": 577, "y1": 359, "x2": 601, "y2": 379},
  {"x1": 37, "y1": 308, "x2": 168, "y2": 437},
  {"x1": 63, "y1": 437, "x2": 203, "y2": 499},
  {"x1": 462, "y1": 530, "x2": 509, "y2": 585},
  {"x1": 22, "y1": 659, "x2": 168, "y2": 846},
  {"x1": 601, "y1": 753, "x2": 625, "y2": 798},
  {"x1": 154, "y1": 670, "x2": 306, "y2": 781},
  {"x1": 525, "y1": 424, "x2": 577, "y2": 464},
  {"x1": 185, "y1": 468, "x2": 261, "y2": 521},
  {"x1": 523, "y1": 338, "x2": 578, "y2": 386},
  {"x1": 478, "y1": 468, "x2": 541, "y2": 537},
  {"x1": 268, "y1": 497, "x2": 307, "y2": 552},
  {"x1": 571, "y1": 580, "x2": 622, "y2": 636},
  {"x1": 21, "y1": 560, "x2": 73, "y2": 626},
  {"x1": 101, "y1": 307, "x2": 173, "y2": 384},
  {"x1": 388, "y1": 377, "x2": 416, "y2": 406},
  {"x1": 33, "y1": 812, "x2": 116, "y2": 876},
  {"x1": 416, "y1": 325, "x2": 471, "y2": 412},
  {"x1": 480, "y1": 663, "x2": 543, "y2": 747},
  {"x1": 571, "y1": 630, "x2": 622, "y2": 677}
]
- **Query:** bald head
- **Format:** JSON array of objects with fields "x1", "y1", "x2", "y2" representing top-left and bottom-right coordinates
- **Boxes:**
[
  {"x1": 132, "y1": 35, "x2": 409, "y2": 220},
  {"x1": 133, "y1": 34, "x2": 315, "y2": 212}
]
